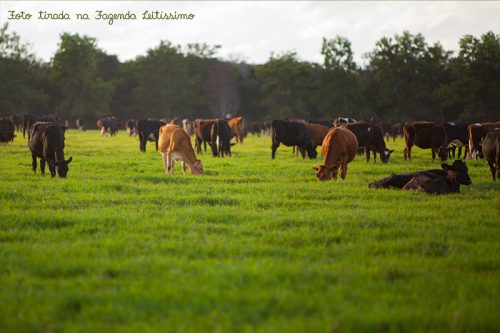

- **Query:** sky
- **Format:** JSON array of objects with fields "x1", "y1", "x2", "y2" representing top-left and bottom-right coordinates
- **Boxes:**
[{"x1": 1, "y1": 1, "x2": 499, "y2": 66}]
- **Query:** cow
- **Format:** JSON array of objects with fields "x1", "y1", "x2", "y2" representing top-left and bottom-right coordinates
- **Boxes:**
[
  {"x1": 210, "y1": 119, "x2": 232, "y2": 157},
  {"x1": 312, "y1": 126, "x2": 358, "y2": 181},
  {"x1": 137, "y1": 119, "x2": 166, "y2": 152},
  {"x1": 344, "y1": 121, "x2": 394, "y2": 163},
  {"x1": 182, "y1": 119, "x2": 193, "y2": 136},
  {"x1": 193, "y1": 119, "x2": 216, "y2": 154},
  {"x1": 333, "y1": 117, "x2": 357, "y2": 127},
  {"x1": 467, "y1": 122, "x2": 500, "y2": 159},
  {"x1": 125, "y1": 119, "x2": 137, "y2": 137},
  {"x1": 271, "y1": 120, "x2": 317, "y2": 159},
  {"x1": 403, "y1": 121, "x2": 448, "y2": 161},
  {"x1": 23, "y1": 114, "x2": 58, "y2": 139},
  {"x1": 97, "y1": 116, "x2": 120, "y2": 136},
  {"x1": 368, "y1": 160, "x2": 471, "y2": 195},
  {"x1": 228, "y1": 117, "x2": 245, "y2": 144},
  {"x1": 158, "y1": 124, "x2": 203, "y2": 175},
  {"x1": 481, "y1": 128, "x2": 500, "y2": 181},
  {"x1": 75, "y1": 118, "x2": 86, "y2": 131},
  {"x1": 443, "y1": 121, "x2": 468, "y2": 159},
  {"x1": 0, "y1": 117, "x2": 15, "y2": 143},
  {"x1": 28, "y1": 122, "x2": 72, "y2": 178}
]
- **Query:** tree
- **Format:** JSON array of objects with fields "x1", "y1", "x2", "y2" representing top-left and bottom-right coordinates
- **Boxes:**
[{"x1": 205, "y1": 62, "x2": 240, "y2": 118}]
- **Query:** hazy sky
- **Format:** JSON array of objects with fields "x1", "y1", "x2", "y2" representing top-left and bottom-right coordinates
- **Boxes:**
[{"x1": 1, "y1": 1, "x2": 498, "y2": 65}]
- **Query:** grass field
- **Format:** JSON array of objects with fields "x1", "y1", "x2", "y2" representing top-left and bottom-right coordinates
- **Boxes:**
[{"x1": 1, "y1": 130, "x2": 499, "y2": 332}]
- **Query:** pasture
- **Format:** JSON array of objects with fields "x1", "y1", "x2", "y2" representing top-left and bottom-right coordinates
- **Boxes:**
[{"x1": 0, "y1": 130, "x2": 499, "y2": 332}]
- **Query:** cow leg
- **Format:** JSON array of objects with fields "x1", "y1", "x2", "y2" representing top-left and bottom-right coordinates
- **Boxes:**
[
  {"x1": 432, "y1": 149, "x2": 436, "y2": 161},
  {"x1": 457, "y1": 146, "x2": 462, "y2": 159},
  {"x1": 139, "y1": 133, "x2": 145, "y2": 152},
  {"x1": 299, "y1": 146, "x2": 306, "y2": 159},
  {"x1": 169, "y1": 155, "x2": 175, "y2": 175},
  {"x1": 271, "y1": 142, "x2": 279, "y2": 159},
  {"x1": 162, "y1": 153, "x2": 169, "y2": 174},
  {"x1": 155, "y1": 139, "x2": 159, "y2": 151},
  {"x1": 203, "y1": 141, "x2": 207, "y2": 152},
  {"x1": 340, "y1": 156, "x2": 348, "y2": 179},
  {"x1": 373, "y1": 150, "x2": 377, "y2": 163},
  {"x1": 365, "y1": 148, "x2": 370, "y2": 162},
  {"x1": 487, "y1": 161, "x2": 496, "y2": 181},
  {"x1": 182, "y1": 161, "x2": 187, "y2": 175},
  {"x1": 40, "y1": 158, "x2": 46, "y2": 175},
  {"x1": 195, "y1": 137, "x2": 202, "y2": 154},
  {"x1": 48, "y1": 162, "x2": 56, "y2": 178},
  {"x1": 31, "y1": 153, "x2": 37, "y2": 174}
]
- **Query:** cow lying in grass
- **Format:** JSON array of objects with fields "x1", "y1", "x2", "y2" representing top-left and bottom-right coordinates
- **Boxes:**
[
  {"x1": 368, "y1": 160, "x2": 471, "y2": 194},
  {"x1": 158, "y1": 124, "x2": 203, "y2": 175}
]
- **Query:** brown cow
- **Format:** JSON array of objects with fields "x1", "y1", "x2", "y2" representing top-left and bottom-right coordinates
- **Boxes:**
[
  {"x1": 481, "y1": 128, "x2": 500, "y2": 181},
  {"x1": 228, "y1": 117, "x2": 245, "y2": 144},
  {"x1": 467, "y1": 122, "x2": 500, "y2": 159},
  {"x1": 312, "y1": 126, "x2": 358, "y2": 181},
  {"x1": 193, "y1": 119, "x2": 216, "y2": 154},
  {"x1": 158, "y1": 124, "x2": 203, "y2": 175},
  {"x1": 404, "y1": 121, "x2": 447, "y2": 161},
  {"x1": 304, "y1": 123, "x2": 330, "y2": 148}
]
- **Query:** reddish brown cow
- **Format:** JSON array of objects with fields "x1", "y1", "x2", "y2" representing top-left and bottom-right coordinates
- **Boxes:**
[
  {"x1": 404, "y1": 121, "x2": 448, "y2": 161},
  {"x1": 312, "y1": 127, "x2": 358, "y2": 181},
  {"x1": 193, "y1": 119, "x2": 216, "y2": 154},
  {"x1": 228, "y1": 117, "x2": 245, "y2": 144}
]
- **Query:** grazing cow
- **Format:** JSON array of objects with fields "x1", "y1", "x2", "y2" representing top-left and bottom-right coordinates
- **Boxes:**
[
  {"x1": 481, "y1": 128, "x2": 500, "y2": 181},
  {"x1": 210, "y1": 119, "x2": 232, "y2": 157},
  {"x1": 0, "y1": 117, "x2": 15, "y2": 143},
  {"x1": 467, "y1": 122, "x2": 500, "y2": 159},
  {"x1": 271, "y1": 120, "x2": 317, "y2": 159},
  {"x1": 125, "y1": 119, "x2": 137, "y2": 137},
  {"x1": 28, "y1": 122, "x2": 72, "y2": 178},
  {"x1": 404, "y1": 121, "x2": 448, "y2": 161},
  {"x1": 182, "y1": 119, "x2": 193, "y2": 136},
  {"x1": 228, "y1": 117, "x2": 245, "y2": 144},
  {"x1": 333, "y1": 117, "x2": 357, "y2": 127},
  {"x1": 158, "y1": 124, "x2": 203, "y2": 175},
  {"x1": 369, "y1": 160, "x2": 471, "y2": 194},
  {"x1": 443, "y1": 121, "x2": 468, "y2": 159},
  {"x1": 312, "y1": 126, "x2": 358, "y2": 181},
  {"x1": 193, "y1": 119, "x2": 216, "y2": 154},
  {"x1": 137, "y1": 119, "x2": 166, "y2": 152},
  {"x1": 345, "y1": 121, "x2": 394, "y2": 163},
  {"x1": 75, "y1": 118, "x2": 86, "y2": 131}
]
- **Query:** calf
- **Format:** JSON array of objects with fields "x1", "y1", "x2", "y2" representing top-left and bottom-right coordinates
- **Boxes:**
[
  {"x1": 228, "y1": 117, "x2": 245, "y2": 144},
  {"x1": 312, "y1": 126, "x2": 358, "y2": 181},
  {"x1": 158, "y1": 124, "x2": 203, "y2": 175},
  {"x1": 481, "y1": 128, "x2": 500, "y2": 181},
  {"x1": 467, "y1": 122, "x2": 500, "y2": 159},
  {"x1": 271, "y1": 120, "x2": 317, "y2": 159},
  {"x1": 369, "y1": 160, "x2": 471, "y2": 194},
  {"x1": 210, "y1": 119, "x2": 232, "y2": 157},
  {"x1": 138, "y1": 119, "x2": 166, "y2": 152},
  {"x1": 345, "y1": 122, "x2": 394, "y2": 163},
  {"x1": 0, "y1": 117, "x2": 15, "y2": 143},
  {"x1": 404, "y1": 121, "x2": 448, "y2": 161},
  {"x1": 28, "y1": 122, "x2": 72, "y2": 178},
  {"x1": 194, "y1": 119, "x2": 216, "y2": 154}
]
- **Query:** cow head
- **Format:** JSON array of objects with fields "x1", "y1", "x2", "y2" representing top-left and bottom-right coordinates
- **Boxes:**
[
  {"x1": 441, "y1": 160, "x2": 471, "y2": 185},
  {"x1": 380, "y1": 149, "x2": 395, "y2": 163},
  {"x1": 190, "y1": 159, "x2": 204, "y2": 175},
  {"x1": 313, "y1": 164, "x2": 340, "y2": 181},
  {"x1": 438, "y1": 146, "x2": 448, "y2": 161},
  {"x1": 54, "y1": 156, "x2": 73, "y2": 178}
]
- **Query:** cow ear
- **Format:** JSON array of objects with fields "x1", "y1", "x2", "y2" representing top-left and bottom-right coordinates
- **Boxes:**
[{"x1": 66, "y1": 156, "x2": 73, "y2": 164}]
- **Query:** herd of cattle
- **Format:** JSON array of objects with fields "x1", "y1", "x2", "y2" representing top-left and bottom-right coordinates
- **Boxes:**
[{"x1": 0, "y1": 113, "x2": 499, "y2": 195}]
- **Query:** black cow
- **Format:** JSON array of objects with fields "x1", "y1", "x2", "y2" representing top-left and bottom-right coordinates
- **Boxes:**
[
  {"x1": 481, "y1": 128, "x2": 500, "y2": 181},
  {"x1": 443, "y1": 121, "x2": 468, "y2": 159},
  {"x1": 28, "y1": 122, "x2": 72, "y2": 178},
  {"x1": 404, "y1": 121, "x2": 448, "y2": 161},
  {"x1": 125, "y1": 119, "x2": 137, "y2": 137},
  {"x1": 0, "y1": 117, "x2": 15, "y2": 143},
  {"x1": 369, "y1": 160, "x2": 471, "y2": 195},
  {"x1": 76, "y1": 118, "x2": 86, "y2": 131},
  {"x1": 23, "y1": 114, "x2": 58, "y2": 139},
  {"x1": 344, "y1": 122, "x2": 394, "y2": 163},
  {"x1": 137, "y1": 119, "x2": 166, "y2": 152},
  {"x1": 271, "y1": 120, "x2": 317, "y2": 159},
  {"x1": 210, "y1": 119, "x2": 232, "y2": 157}
]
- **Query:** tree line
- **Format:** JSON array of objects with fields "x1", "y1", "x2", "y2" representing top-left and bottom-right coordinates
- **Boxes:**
[{"x1": 0, "y1": 23, "x2": 498, "y2": 126}]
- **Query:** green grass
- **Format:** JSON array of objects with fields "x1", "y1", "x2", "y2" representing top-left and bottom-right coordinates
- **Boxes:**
[{"x1": 1, "y1": 130, "x2": 499, "y2": 332}]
